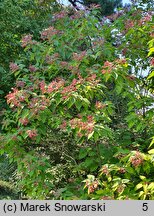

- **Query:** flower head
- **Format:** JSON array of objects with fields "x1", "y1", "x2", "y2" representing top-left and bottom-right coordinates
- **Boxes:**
[
  {"x1": 19, "y1": 118, "x2": 29, "y2": 126},
  {"x1": 29, "y1": 65, "x2": 37, "y2": 72},
  {"x1": 26, "y1": 129, "x2": 38, "y2": 139},
  {"x1": 130, "y1": 151, "x2": 143, "y2": 167},
  {"x1": 9, "y1": 62, "x2": 19, "y2": 72},
  {"x1": 21, "y1": 34, "x2": 33, "y2": 47}
]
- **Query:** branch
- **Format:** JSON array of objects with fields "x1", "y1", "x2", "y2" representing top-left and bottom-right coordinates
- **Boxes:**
[{"x1": 68, "y1": 0, "x2": 84, "y2": 10}]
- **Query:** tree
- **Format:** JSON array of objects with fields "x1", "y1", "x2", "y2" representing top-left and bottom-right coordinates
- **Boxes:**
[{"x1": 0, "y1": 3, "x2": 154, "y2": 199}]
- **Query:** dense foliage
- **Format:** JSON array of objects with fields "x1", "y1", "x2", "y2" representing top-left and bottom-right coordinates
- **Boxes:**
[
  {"x1": 0, "y1": 2, "x2": 154, "y2": 199},
  {"x1": 0, "y1": 0, "x2": 59, "y2": 125}
]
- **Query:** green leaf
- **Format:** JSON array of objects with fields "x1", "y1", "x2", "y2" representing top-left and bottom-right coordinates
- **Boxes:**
[
  {"x1": 21, "y1": 109, "x2": 30, "y2": 118},
  {"x1": 84, "y1": 158, "x2": 94, "y2": 167},
  {"x1": 122, "y1": 179, "x2": 130, "y2": 184},
  {"x1": 149, "y1": 137, "x2": 154, "y2": 148},
  {"x1": 93, "y1": 131, "x2": 99, "y2": 142},
  {"x1": 139, "y1": 175, "x2": 146, "y2": 180},
  {"x1": 126, "y1": 167, "x2": 135, "y2": 174},
  {"x1": 135, "y1": 183, "x2": 143, "y2": 190},
  {"x1": 90, "y1": 163, "x2": 98, "y2": 172},
  {"x1": 147, "y1": 71, "x2": 154, "y2": 79},
  {"x1": 75, "y1": 100, "x2": 82, "y2": 111},
  {"x1": 79, "y1": 149, "x2": 87, "y2": 159},
  {"x1": 87, "y1": 175, "x2": 95, "y2": 181},
  {"x1": 96, "y1": 189, "x2": 104, "y2": 195},
  {"x1": 139, "y1": 191, "x2": 144, "y2": 197},
  {"x1": 87, "y1": 131, "x2": 94, "y2": 140},
  {"x1": 148, "y1": 183, "x2": 154, "y2": 190},
  {"x1": 148, "y1": 47, "x2": 154, "y2": 56},
  {"x1": 67, "y1": 97, "x2": 75, "y2": 109},
  {"x1": 148, "y1": 149, "x2": 154, "y2": 154}
]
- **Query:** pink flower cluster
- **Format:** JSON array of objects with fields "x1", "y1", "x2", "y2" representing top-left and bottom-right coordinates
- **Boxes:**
[
  {"x1": 28, "y1": 96, "x2": 50, "y2": 113},
  {"x1": 130, "y1": 151, "x2": 143, "y2": 167},
  {"x1": 86, "y1": 73, "x2": 96, "y2": 81},
  {"x1": 47, "y1": 78, "x2": 65, "y2": 93},
  {"x1": 16, "y1": 81, "x2": 25, "y2": 88},
  {"x1": 60, "y1": 74, "x2": 100, "y2": 100},
  {"x1": 61, "y1": 78, "x2": 78, "y2": 99},
  {"x1": 60, "y1": 121, "x2": 67, "y2": 130},
  {"x1": 6, "y1": 88, "x2": 27, "y2": 107},
  {"x1": 117, "y1": 184, "x2": 125, "y2": 193},
  {"x1": 68, "y1": 65, "x2": 80, "y2": 74},
  {"x1": 60, "y1": 61, "x2": 69, "y2": 68},
  {"x1": 9, "y1": 62, "x2": 19, "y2": 72},
  {"x1": 72, "y1": 51, "x2": 86, "y2": 61},
  {"x1": 19, "y1": 118, "x2": 29, "y2": 126},
  {"x1": 26, "y1": 129, "x2": 37, "y2": 139},
  {"x1": 85, "y1": 179, "x2": 99, "y2": 194},
  {"x1": 69, "y1": 115, "x2": 95, "y2": 137},
  {"x1": 21, "y1": 34, "x2": 33, "y2": 48},
  {"x1": 139, "y1": 14, "x2": 152, "y2": 26},
  {"x1": 86, "y1": 74, "x2": 100, "y2": 86},
  {"x1": 100, "y1": 165, "x2": 109, "y2": 175},
  {"x1": 95, "y1": 101, "x2": 106, "y2": 109},
  {"x1": 150, "y1": 58, "x2": 154, "y2": 66},
  {"x1": 29, "y1": 65, "x2": 37, "y2": 72},
  {"x1": 53, "y1": 11, "x2": 67, "y2": 20},
  {"x1": 115, "y1": 58, "x2": 127, "y2": 65},
  {"x1": 119, "y1": 167, "x2": 126, "y2": 174},
  {"x1": 102, "y1": 61, "x2": 114, "y2": 74},
  {"x1": 41, "y1": 27, "x2": 59, "y2": 40},
  {"x1": 39, "y1": 80, "x2": 46, "y2": 94},
  {"x1": 46, "y1": 53, "x2": 59, "y2": 64},
  {"x1": 125, "y1": 19, "x2": 134, "y2": 30}
]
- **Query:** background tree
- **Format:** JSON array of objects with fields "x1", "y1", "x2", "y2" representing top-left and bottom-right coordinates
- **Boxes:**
[{"x1": 68, "y1": 0, "x2": 122, "y2": 15}]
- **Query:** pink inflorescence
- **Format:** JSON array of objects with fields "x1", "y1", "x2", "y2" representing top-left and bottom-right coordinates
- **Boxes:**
[
  {"x1": 69, "y1": 115, "x2": 95, "y2": 137},
  {"x1": 9, "y1": 62, "x2": 19, "y2": 72},
  {"x1": 26, "y1": 129, "x2": 38, "y2": 139},
  {"x1": 130, "y1": 151, "x2": 144, "y2": 167},
  {"x1": 29, "y1": 65, "x2": 37, "y2": 72},
  {"x1": 95, "y1": 101, "x2": 106, "y2": 109},
  {"x1": 102, "y1": 61, "x2": 114, "y2": 74},
  {"x1": 41, "y1": 27, "x2": 59, "y2": 40},
  {"x1": 21, "y1": 34, "x2": 33, "y2": 48},
  {"x1": 6, "y1": 88, "x2": 26, "y2": 107},
  {"x1": 47, "y1": 78, "x2": 65, "y2": 93},
  {"x1": 19, "y1": 118, "x2": 29, "y2": 126},
  {"x1": 150, "y1": 58, "x2": 154, "y2": 66}
]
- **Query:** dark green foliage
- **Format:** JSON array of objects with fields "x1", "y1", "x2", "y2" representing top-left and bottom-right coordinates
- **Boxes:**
[
  {"x1": 0, "y1": 180, "x2": 19, "y2": 200},
  {"x1": 0, "y1": 155, "x2": 19, "y2": 199}
]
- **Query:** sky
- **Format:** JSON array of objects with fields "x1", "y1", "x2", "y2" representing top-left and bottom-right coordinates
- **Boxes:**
[
  {"x1": 60, "y1": 0, "x2": 131, "y2": 6},
  {"x1": 123, "y1": 0, "x2": 131, "y2": 4}
]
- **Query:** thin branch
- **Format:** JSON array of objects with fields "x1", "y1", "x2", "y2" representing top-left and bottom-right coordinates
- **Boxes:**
[{"x1": 68, "y1": 0, "x2": 84, "y2": 10}]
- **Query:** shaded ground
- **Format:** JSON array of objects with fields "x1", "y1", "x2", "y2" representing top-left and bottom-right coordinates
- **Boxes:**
[
  {"x1": 0, "y1": 180, "x2": 19, "y2": 199},
  {"x1": 0, "y1": 155, "x2": 19, "y2": 199}
]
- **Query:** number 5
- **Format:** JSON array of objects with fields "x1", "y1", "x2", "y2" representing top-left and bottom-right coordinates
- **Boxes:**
[{"x1": 142, "y1": 203, "x2": 148, "y2": 211}]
